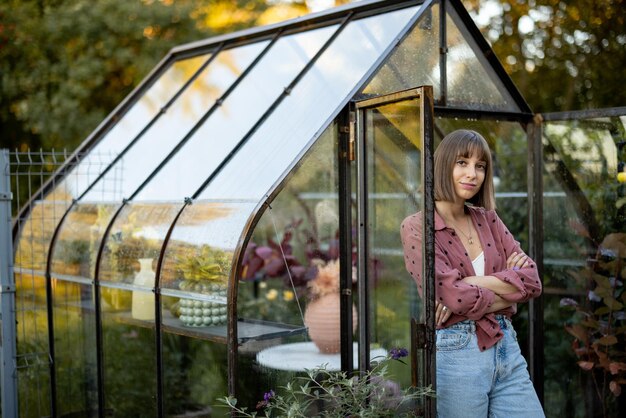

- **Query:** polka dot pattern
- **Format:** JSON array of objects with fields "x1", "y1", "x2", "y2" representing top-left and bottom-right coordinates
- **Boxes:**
[{"x1": 400, "y1": 206, "x2": 542, "y2": 352}]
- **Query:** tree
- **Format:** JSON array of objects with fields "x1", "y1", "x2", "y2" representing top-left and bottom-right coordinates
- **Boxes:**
[
  {"x1": 0, "y1": 0, "x2": 213, "y2": 151},
  {"x1": 462, "y1": 0, "x2": 626, "y2": 112}
]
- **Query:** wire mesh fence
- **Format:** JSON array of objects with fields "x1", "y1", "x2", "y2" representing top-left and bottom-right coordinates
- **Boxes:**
[{"x1": 7, "y1": 148, "x2": 114, "y2": 418}]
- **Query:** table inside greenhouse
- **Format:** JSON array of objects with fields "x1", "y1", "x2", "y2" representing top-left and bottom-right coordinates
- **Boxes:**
[{"x1": 256, "y1": 342, "x2": 387, "y2": 371}]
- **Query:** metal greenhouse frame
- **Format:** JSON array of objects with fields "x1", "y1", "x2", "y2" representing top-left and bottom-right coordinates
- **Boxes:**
[{"x1": 4, "y1": 0, "x2": 626, "y2": 417}]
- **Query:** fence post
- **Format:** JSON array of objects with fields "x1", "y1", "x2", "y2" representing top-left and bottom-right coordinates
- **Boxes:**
[{"x1": 0, "y1": 149, "x2": 18, "y2": 417}]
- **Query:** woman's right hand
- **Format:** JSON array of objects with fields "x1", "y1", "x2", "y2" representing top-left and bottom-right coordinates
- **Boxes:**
[
  {"x1": 507, "y1": 251, "x2": 528, "y2": 271},
  {"x1": 436, "y1": 301, "x2": 452, "y2": 326}
]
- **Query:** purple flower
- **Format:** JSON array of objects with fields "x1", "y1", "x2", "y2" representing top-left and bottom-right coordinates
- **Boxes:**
[
  {"x1": 389, "y1": 347, "x2": 409, "y2": 360},
  {"x1": 256, "y1": 390, "x2": 275, "y2": 410},
  {"x1": 264, "y1": 390, "x2": 275, "y2": 402}
]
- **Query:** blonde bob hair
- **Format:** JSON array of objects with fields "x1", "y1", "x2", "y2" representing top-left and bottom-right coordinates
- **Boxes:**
[{"x1": 434, "y1": 129, "x2": 496, "y2": 210}]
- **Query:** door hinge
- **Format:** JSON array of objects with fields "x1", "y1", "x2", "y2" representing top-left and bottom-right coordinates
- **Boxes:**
[{"x1": 348, "y1": 111, "x2": 356, "y2": 161}]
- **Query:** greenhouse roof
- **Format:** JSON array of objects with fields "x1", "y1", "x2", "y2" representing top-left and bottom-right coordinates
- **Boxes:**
[{"x1": 16, "y1": 0, "x2": 530, "y2": 290}]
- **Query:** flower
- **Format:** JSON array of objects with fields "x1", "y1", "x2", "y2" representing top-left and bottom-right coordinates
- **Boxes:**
[
  {"x1": 255, "y1": 390, "x2": 275, "y2": 410},
  {"x1": 389, "y1": 347, "x2": 409, "y2": 360},
  {"x1": 265, "y1": 289, "x2": 278, "y2": 301},
  {"x1": 307, "y1": 258, "x2": 340, "y2": 300},
  {"x1": 283, "y1": 290, "x2": 294, "y2": 301},
  {"x1": 263, "y1": 390, "x2": 275, "y2": 402}
]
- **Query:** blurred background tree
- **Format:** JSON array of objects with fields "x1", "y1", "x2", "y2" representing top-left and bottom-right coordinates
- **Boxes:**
[
  {"x1": 463, "y1": 0, "x2": 626, "y2": 112},
  {"x1": 1, "y1": 0, "x2": 624, "y2": 152}
]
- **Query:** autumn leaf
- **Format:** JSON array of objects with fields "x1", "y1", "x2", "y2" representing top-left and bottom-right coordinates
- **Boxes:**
[
  {"x1": 609, "y1": 362, "x2": 626, "y2": 375},
  {"x1": 596, "y1": 335, "x2": 618, "y2": 346},
  {"x1": 578, "y1": 361, "x2": 595, "y2": 371},
  {"x1": 565, "y1": 325, "x2": 588, "y2": 344},
  {"x1": 610, "y1": 381, "x2": 622, "y2": 397}
]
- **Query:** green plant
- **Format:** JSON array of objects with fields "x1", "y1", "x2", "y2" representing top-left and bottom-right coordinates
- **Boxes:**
[
  {"x1": 108, "y1": 235, "x2": 155, "y2": 280},
  {"x1": 56, "y1": 239, "x2": 90, "y2": 266},
  {"x1": 178, "y1": 244, "x2": 231, "y2": 288},
  {"x1": 219, "y1": 348, "x2": 433, "y2": 417}
]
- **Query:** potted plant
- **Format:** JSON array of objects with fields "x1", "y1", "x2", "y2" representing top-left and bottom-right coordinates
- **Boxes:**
[{"x1": 175, "y1": 245, "x2": 230, "y2": 327}]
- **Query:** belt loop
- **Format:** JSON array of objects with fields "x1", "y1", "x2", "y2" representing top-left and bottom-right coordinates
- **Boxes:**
[{"x1": 496, "y1": 315, "x2": 508, "y2": 329}]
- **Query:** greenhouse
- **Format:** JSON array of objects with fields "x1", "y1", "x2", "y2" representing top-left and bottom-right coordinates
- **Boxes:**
[{"x1": 4, "y1": 0, "x2": 626, "y2": 416}]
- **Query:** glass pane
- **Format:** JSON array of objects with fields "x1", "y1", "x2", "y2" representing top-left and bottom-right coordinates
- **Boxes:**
[
  {"x1": 364, "y1": 99, "x2": 422, "y2": 408},
  {"x1": 15, "y1": 270, "x2": 51, "y2": 418},
  {"x1": 81, "y1": 42, "x2": 268, "y2": 202},
  {"x1": 362, "y1": 3, "x2": 440, "y2": 97},
  {"x1": 160, "y1": 201, "x2": 255, "y2": 336},
  {"x1": 99, "y1": 203, "x2": 181, "y2": 286},
  {"x1": 236, "y1": 122, "x2": 345, "y2": 411},
  {"x1": 542, "y1": 116, "x2": 626, "y2": 417},
  {"x1": 96, "y1": 204, "x2": 182, "y2": 413},
  {"x1": 101, "y1": 311, "x2": 157, "y2": 415},
  {"x1": 445, "y1": 7, "x2": 518, "y2": 111},
  {"x1": 162, "y1": 335, "x2": 227, "y2": 416},
  {"x1": 50, "y1": 203, "x2": 119, "y2": 280},
  {"x1": 51, "y1": 54, "x2": 210, "y2": 202},
  {"x1": 15, "y1": 199, "x2": 71, "y2": 271},
  {"x1": 52, "y1": 281, "x2": 98, "y2": 416},
  {"x1": 136, "y1": 25, "x2": 338, "y2": 201},
  {"x1": 197, "y1": 6, "x2": 420, "y2": 200}
]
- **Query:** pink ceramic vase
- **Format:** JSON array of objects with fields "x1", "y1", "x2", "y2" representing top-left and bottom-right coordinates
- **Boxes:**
[{"x1": 304, "y1": 293, "x2": 357, "y2": 354}]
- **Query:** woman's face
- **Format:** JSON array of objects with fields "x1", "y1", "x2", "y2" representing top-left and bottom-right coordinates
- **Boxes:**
[{"x1": 451, "y1": 152, "x2": 486, "y2": 203}]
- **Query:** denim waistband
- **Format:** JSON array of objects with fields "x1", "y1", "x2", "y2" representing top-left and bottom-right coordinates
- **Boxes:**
[
  {"x1": 445, "y1": 320, "x2": 476, "y2": 332},
  {"x1": 444, "y1": 315, "x2": 511, "y2": 333}
]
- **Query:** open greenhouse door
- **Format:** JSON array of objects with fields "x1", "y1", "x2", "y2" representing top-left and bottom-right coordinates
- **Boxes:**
[{"x1": 353, "y1": 86, "x2": 436, "y2": 416}]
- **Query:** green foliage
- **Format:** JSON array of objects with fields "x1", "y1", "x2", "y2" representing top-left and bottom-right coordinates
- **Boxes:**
[
  {"x1": 3, "y1": 0, "x2": 625, "y2": 154},
  {"x1": 178, "y1": 244, "x2": 231, "y2": 283},
  {"x1": 220, "y1": 350, "x2": 434, "y2": 418},
  {"x1": 55, "y1": 238, "x2": 90, "y2": 266},
  {"x1": 464, "y1": 0, "x2": 626, "y2": 112},
  {"x1": 0, "y1": 0, "x2": 208, "y2": 151}
]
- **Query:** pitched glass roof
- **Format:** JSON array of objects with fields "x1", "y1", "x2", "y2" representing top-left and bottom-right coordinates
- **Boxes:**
[
  {"x1": 197, "y1": 5, "x2": 419, "y2": 201},
  {"x1": 81, "y1": 42, "x2": 268, "y2": 202},
  {"x1": 51, "y1": 54, "x2": 210, "y2": 202},
  {"x1": 18, "y1": 0, "x2": 530, "y2": 293},
  {"x1": 135, "y1": 25, "x2": 338, "y2": 201}
]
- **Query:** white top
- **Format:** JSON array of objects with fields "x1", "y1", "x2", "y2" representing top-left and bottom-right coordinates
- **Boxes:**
[{"x1": 472, "y1": 251, "x2": 485, "y2": 276}]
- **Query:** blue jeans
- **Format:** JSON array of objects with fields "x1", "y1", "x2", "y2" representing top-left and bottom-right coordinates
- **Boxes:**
[{"x1": 436, "y1": 316, "x2": 544, "y2": 418}]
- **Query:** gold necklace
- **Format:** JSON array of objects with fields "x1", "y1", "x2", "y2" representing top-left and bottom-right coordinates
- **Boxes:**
[{"x1": 451, "y1": 216, "x2": 474, "y2": 245}]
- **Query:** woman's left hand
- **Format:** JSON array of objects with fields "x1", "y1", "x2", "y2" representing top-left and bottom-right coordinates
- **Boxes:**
[
  {"x1": 436, "y1": 301, "x2": 452, "y2": 326},
  {"x1": 507, "y1": 251, "x2": 529, "y2": 271}
]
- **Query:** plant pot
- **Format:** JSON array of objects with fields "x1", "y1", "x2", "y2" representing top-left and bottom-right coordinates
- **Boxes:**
[
  {"x1": 178, "y1": 281, "x2": 227, "y2": 327},
  {"x1": 304, "y1": 293, "x2": 357, "y2": 354}
]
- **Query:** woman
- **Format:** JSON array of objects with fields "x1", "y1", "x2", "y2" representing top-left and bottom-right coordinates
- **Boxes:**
[{"x1": 400, "y1": 129, "x2": 544, "y2": 417}]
